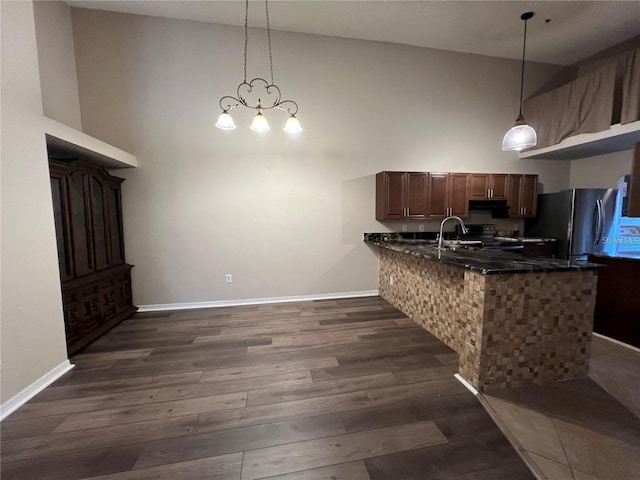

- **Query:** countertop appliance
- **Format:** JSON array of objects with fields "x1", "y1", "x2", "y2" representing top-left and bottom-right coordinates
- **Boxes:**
[{"x1": 524, "y1": 189, "x2": 618, "y2": 260}]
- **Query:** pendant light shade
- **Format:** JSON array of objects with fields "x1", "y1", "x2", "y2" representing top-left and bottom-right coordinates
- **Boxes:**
[
  {"x1": 215, "y1": 111, "x2": 236, "y2": 130},
  {"x1": 502, "y1": 115, "x2": 537, "y2": 151},
  {"x1": 502, "y1": 12, "x2": 537, "y2": 152},
  {"x1": 250, "y1": 110, "x2": 270, "y2": 132},
  {"x1": 283, "y1": 115, "x2": 302, "y2": 134}
]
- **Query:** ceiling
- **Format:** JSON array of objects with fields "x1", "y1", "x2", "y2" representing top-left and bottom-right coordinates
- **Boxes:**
[{"x1": 66, "y1": 1, "x2": 640, "y2": 65}]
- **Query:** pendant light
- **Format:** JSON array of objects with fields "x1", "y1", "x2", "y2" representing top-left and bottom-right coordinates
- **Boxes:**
[
  {"x1": 216, "y1": 0, "x2": 302, "y2": 134},
  {"x1": 502, "y1": 11, "x2": 537, "y2": 151}
]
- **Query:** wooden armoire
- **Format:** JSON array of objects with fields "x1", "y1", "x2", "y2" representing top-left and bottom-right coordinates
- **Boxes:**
[{"x1": 49, "y1": 159, "x2": 137, "y2": 355}]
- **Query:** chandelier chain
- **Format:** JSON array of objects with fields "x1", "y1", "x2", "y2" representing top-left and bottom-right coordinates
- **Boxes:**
[
  {"x1": 243, "y1": 0, "x2": 249, "y2": 82},
  {"x1": 265, "y1": 0, "x2": 274, "y2": 85}
]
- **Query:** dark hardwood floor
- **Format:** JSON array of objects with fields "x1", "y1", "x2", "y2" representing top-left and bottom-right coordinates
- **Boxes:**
[{"x1": 1, "y1": 297, "x2": 533, "y2": 479}]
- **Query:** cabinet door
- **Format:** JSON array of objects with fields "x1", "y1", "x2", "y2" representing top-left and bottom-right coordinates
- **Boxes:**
[
  {"x1": 108, "y1": 187, "x2": 125, "y2": 264},
  {"x1": 468, "y1": 174, "x2": 490, "y2": 199},
  {"x1": 376, "y1": 172, "x2": 405, "y2": 220},
  {"x1": 507, "y1": 174, "x2": 523, "y2": 218},
  {"x1": 50, "y1": 175, "x2": 74, "y2": 281},
  {"x1": 507, "y1": 174, "x2": 538, "y2": 217},
  {"x1": 520, "y1": 175, "x2": 538, "y2": 217},
  {"x1": 489, "y1": 174, "x2": 509, "y2": 200},
  {"x1": 427, "y1": 173, "x2": 449, "y2": 218},
  {"x1": 68, "y1": 172, "x2": 95, "y2": 277},
  {"x1": 405, "y1": 172, "x2": 427, "y2": 218},
  {"x1": 89, "y1": 177, "x2": 110, "y2": 270},
  {"x1": 449, "y1": 174, "x2": 470, "y2": 218}
]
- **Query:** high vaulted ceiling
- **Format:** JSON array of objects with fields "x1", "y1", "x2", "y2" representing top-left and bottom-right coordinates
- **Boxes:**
[{"x1": 66, "y1": 1, "x2": 640, "y2": 66}]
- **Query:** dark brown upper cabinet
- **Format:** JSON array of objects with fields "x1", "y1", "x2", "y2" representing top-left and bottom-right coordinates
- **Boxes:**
[
  {"x1": 468, "y1": 173, "x2": 508, "y2": 200},
  {"x1": 376, "y1": 171, "x2": 428, "y2": 220},
  {"x1": 507, "y1": 174, "x2": 538, "y2": 218},
  {"x1": 426, "y1": 173, "x2": 469, "y2": 219}
]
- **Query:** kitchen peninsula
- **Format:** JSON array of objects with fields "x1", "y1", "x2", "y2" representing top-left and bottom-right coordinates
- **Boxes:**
[{"x1": 365, "y1": 233, "x2": 601, "y2": 391}]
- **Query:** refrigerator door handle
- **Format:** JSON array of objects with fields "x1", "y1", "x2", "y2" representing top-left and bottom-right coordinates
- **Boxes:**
[{"x1": 594, "y1": 199, "x2": 604, "y2": 245}]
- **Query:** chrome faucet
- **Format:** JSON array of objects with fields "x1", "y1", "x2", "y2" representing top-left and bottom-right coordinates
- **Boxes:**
[{"x1": 438, "y1": 216, "x2": 469, "y2": 250}]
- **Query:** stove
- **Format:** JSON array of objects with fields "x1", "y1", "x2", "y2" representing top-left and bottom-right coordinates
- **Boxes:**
[{"x1": 455, "y1": 224, "x2": 524, "y2": 252}]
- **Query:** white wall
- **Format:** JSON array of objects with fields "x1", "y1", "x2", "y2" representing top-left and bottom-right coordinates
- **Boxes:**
[
  {"x1": 71, "y1": 9, "x2": 567, "y2": 306},
  {"x1": 1, "y1": 1, "x2": 69, "y2": 405},
  {"x1": 569, "y1": 149, "x2": 633, "y2": 189},
  {"x1": 33, "y1": 0, "x2": 82, "y2": 130}
]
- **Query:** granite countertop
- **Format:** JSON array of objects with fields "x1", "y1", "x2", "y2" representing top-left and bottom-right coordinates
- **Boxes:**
[{"x1": 364, "y1": 234, "x2": 601, "y2": 275}]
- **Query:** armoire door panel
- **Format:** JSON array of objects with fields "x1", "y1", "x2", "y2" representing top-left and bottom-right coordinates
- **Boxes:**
[
  {"x1": 51, "y1": 176, "x2": 73, "y2": 281},
  {"x1": 68, "y1": 174, "x2": 94, "y2": 276},
  {"x1": 108, "y1": 187, "x2": 125, "y2": 264},
  {"x1": 90, "y1": 177, "x2": 110, "y2": 270}
]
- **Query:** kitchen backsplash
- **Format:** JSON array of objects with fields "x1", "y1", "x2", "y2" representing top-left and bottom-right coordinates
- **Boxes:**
[{"x1": 378, "y1": 211, "x2": 524, "y2": 235}]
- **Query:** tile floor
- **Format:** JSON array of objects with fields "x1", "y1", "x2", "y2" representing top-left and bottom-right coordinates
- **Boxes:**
[{"x1": 479, "y1": 335, "x2": 640, "y2": 480}]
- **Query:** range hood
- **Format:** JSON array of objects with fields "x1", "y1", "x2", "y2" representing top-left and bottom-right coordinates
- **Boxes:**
[{"x1": 468, "y1": 199, "x2": 510, "y2": 218}]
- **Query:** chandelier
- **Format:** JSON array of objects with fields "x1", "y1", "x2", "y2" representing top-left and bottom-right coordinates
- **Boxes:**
[
  {"x1": 502, "y1": 11, "x2": 537, "y2": 151},
  {"x1": 215, "y1": 0, "x2": 302, "y2": 134}
]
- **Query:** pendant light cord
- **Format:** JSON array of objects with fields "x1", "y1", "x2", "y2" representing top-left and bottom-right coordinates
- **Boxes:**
[{"x1": 518, "y1": 17, "x2": 528, "y2": 117}]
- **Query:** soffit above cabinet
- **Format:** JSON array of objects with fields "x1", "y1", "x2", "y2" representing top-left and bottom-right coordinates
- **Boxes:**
[
  {"x1": 44, "y1": 116, "x2": 138, "y2": 168},
  {"x1": 518, "y1": 121, "x2": 640, "y2": 161}
]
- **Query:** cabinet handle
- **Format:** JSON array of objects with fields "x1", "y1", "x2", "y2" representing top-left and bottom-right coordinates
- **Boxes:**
[{"x1": 524, "y1": 207, "x2": 527, "y2": 215}]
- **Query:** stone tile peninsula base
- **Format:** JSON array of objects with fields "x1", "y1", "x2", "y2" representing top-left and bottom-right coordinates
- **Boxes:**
[{"x1": 379, "y1": 248, "x2": 598, "y2": 391}]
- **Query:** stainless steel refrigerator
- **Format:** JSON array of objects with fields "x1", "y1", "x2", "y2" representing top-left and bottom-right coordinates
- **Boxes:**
[{"x1": 524, "y1": 189, "x2": 618, "y2": 260}]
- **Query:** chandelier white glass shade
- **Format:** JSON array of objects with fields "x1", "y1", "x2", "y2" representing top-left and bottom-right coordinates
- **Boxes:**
[
  {"x1": 502, "y1": 12, "x2": 537, "y2": 151},
  {"x1": 283, "y1": 115, "x2": 302, "y2": 134},
  {"x1": 215, "y1": 110, "x2": 236, "y2": 130},
  {"x1": 250, "y1": 107, "x2": 270, "y2": 132},
  {"x1": 216, "y1": 0, "x2": 301, "y2": 135}
]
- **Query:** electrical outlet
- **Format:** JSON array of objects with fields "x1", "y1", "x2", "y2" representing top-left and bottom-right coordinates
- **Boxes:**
[
  {"x1": 419, "y1": 224, "x2": 425, "y2": 232},
  {"x1": 389, "y1": 275, "x2": 394, "y2": 285},
  {"x1": 225, "y1": 274, "x2": 232, "y2": 283},
  {"x1": 401, "y1": 224, "x2": 407, "y2": 232}
]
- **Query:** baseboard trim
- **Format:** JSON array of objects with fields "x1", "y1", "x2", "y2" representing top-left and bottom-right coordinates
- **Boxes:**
[
  {"x1": 1, "y1": 360, "x2": 74, "y2": 421},
  {"x1": 593, "y1": 332, "x2": 640, "y2": 353},
  {"x1": 454, "y1": 373, "x2": 478, "y2": 396},
  {"x1": 137, "y1": 290, "x2": 380, "y2": 313}
]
